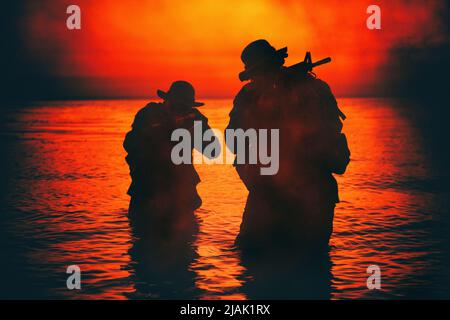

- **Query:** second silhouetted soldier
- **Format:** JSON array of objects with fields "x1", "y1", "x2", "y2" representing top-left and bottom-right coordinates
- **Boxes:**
[
  {"x1": 124, "y1": 81, "x2": 218, "y2": 236},
  {"x1": 227, "y1": 40, "x2": 350, "y2": 252}
]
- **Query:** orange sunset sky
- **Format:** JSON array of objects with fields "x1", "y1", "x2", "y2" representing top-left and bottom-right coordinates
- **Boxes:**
[{"x1": 17, "y1": 0, "x2": 449, "y2": 98}]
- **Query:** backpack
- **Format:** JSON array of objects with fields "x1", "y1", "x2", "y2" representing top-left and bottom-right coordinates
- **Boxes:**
[
  {"x1": 310, "y1": 77, "x2": 350, "y2": 174},
  {"x1": 331, "y1": 133, "x2": 350, "y2": 174}
]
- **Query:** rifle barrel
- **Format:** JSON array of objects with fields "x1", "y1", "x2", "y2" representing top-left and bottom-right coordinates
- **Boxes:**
[{"x1": 312, "y1": 57, "x2": 331, "y2": 68}]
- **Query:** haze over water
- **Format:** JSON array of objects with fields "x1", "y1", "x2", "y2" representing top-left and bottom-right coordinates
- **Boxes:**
[{"x1": 0, "y1": 98, "x2": 449, "y2": 299}]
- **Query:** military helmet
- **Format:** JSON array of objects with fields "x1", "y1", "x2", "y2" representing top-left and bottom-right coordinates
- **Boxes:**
[{"x1": 239, "y1": 39, "x2": 288, "y2": 81}]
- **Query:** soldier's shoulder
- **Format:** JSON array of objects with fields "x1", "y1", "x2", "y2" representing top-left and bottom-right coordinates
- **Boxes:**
[
  {"x1": 308, "y1": 76, "x2": 333, "y2": 93},
  {"x1": 136, "y1": 102, "x2": 163, "y2": 115},
  {"x1": 132, "y1": 102, "x2": 164, "y2": 127},
  {"x1": 291, "y1": 76, "x2": 335, "y2": 99},
  {"x1": 234, "y1": 83, "x2": 257, "y2": 104},
  {"x1": 144, "y1": 101, "x2": 164, "y2": 111},
  {"x1": 306, "y1": 77, "x2": 343, "y2": 120},
  {"x1": 239, "y1": 82, "x2": 258, "y2": 94}
]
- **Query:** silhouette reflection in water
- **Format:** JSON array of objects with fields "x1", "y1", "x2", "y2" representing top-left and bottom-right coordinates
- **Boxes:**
[
  {"x1": 237, "y1": 194, "x2": 332, "y2": 299},
  {"x1": 126, "y1": 201, "x2": 201, "y2": 299},
  {"x1": 239, "y1": 248, "x2": 332, "y2": 299}
]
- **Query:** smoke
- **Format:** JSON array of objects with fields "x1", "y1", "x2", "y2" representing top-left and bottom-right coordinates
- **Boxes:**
[{"x1": 4, "y1": 0, "x2": 450, "y2": 99}]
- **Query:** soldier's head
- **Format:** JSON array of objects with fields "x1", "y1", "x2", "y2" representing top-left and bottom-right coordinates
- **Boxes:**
[
  {"x1": 239, "y1": 39, "x2": 288, "y2": 82},
  {"x1": 157, "y1": 81, "x2": 204, "y2": 112}
]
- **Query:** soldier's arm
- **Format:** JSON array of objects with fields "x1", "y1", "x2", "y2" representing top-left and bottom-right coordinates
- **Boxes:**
[
  {"x1": 123, "y1": 106, "x2": 148, "y2": 153},
  {"x1": 225, "y1": 86, "x2": 252, "y2": 155},
  {"x1": 311, "y1": 78, "x2": 348, "y2": 169},
  {"x1": 226, "y1": 85, "x2": 253, "y2": 130},
  {"x1": 314, "y1": 78, "x2": 344, "y2": 130},
  {"x1": 124, "y1": 103, "x2": 163, "y2": 159},
  {"x1": 123, "y1": 130, "x2": 137, "y2": 154},
  {"x1": 194, "y1": 111, "x2": 221, "y2": 159}
]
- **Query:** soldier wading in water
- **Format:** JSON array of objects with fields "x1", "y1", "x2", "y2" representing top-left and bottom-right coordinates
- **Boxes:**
[
  {"x1": 124, "y1": 81, "x2": 219, "y2": 238},
  {"x1": 226, "y1": 39, "x2": 350, "y2": 253}
]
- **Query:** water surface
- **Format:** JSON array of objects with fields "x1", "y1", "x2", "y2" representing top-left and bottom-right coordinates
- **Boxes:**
[{"x1": 0, "y1": 98, "x2": 448, "y2": 299}]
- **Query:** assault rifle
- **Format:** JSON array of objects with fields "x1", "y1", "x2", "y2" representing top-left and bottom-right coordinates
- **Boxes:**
[
  {"x1": 285, "y1": 52, "x2": 331, "y2": 76},
  {"x1": 238, "y1": 51, "x2": 331, "y2": 81}
]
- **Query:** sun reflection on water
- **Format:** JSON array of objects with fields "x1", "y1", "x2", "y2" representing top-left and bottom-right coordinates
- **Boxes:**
[{"x1": 0, "y1": 98, "x2": 443, "y2": 299}]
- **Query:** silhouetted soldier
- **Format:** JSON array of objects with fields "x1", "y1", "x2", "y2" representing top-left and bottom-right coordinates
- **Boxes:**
[
  {"x1": 227, "y1": 40, "x2": 350, "y2": 252},
  {"x1": 124, "y1": 81, "x2": 218, "y2": 236}
]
